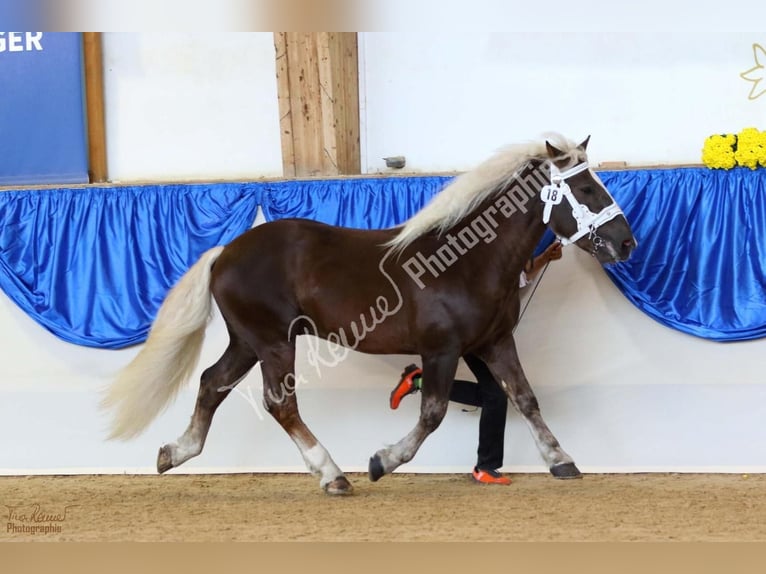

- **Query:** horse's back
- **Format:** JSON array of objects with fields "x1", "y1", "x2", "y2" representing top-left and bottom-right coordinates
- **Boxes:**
[
  {"x1": 217, "y1": 218, "x2": 396, "y2": 276},
  {"x1": 209, "y1": 219, "x2": 403, "y2": 336}
]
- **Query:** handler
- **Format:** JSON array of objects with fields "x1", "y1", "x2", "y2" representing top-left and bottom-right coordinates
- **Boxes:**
[{"x1": 388, "y1": 239, "x2": 563, "y2": 484}]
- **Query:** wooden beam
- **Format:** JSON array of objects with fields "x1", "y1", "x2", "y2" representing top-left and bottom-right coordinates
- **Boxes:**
[
  {"x1": 317, "y1": 32, "x2": 339, "y2": 174},
  {"x1": 274, "y1": 33, "x2": 296, "y2": 178},
  {"x1": 82, "y1": 32, "x2": 108, "y2": 183},
  {"x1": 286, "y1": 32, "x2": 324, "y2": 176},
  {"x1": 328, "y1": 32, "x2": 360, "y2": 174},
  {"x1": 275, "y1": 33, "x2": 360, "y2": 177}
]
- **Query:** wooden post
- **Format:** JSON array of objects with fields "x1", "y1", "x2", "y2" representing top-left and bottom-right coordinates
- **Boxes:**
[
  {"x1": 275, "y1": 33, "x2": 360, "y2": 177},
  {"x1": 274, "y1": 33, "x2": 296, "y2": 178},
  {"x1": 82, "y1": 32, "x2": 108, "y2": 183},
  {"x1": 324, "y1": 33, "x2": 360, "y2": 175}
]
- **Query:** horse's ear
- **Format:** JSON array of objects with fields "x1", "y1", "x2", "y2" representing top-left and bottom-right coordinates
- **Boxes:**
[
  {"x1": 546, "y1": 140, "x2": 565, "y2": 158},
  {"x1": 578, "y1": 135, "x2": 591, "y2": 151}
]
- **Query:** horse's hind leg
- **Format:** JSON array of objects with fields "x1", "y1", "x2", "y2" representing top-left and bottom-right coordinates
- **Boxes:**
[
  {"x1": 369, "y1": 353, "x2": 458, "y2": 481},
  {"x1": 260, "y1": 343, "x2": 352, "y2": 495},
  {"x1": 479, "y1": 337, "x2": 581, "y2": 479},
  {"x1": 157, "y1": 339, "x2": 257, "y2": 473}
]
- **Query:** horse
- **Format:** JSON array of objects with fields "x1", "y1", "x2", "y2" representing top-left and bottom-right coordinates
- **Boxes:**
[{"x1": 102, "y1": 134, "x2": 636, "y2": 495}]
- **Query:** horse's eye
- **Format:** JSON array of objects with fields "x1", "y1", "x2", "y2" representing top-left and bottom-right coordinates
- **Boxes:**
[{"x1": 581, "y1": 186, "x2": 594, "y2": 194}]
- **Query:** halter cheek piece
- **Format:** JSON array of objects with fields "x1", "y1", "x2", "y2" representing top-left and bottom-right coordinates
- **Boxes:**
[{"x1": 540, "y1": 162, "x2": 624, "y2": 253}]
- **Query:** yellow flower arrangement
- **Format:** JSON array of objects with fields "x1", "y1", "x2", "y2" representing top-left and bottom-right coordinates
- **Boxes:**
[
  {"x1": 702, "y1": 128, "x2": 766, "y2": 169},
  {"x1": 702, "y1": 134, "x2": 737, "y2": 169},
  {"x1": 733, "y1": 127, "x2": 766, "y2": 169}
]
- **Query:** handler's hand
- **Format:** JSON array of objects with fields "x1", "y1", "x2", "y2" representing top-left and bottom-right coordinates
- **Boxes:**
[{"x1": 544, "y1": 241, "x2": 563, "y2": 262}]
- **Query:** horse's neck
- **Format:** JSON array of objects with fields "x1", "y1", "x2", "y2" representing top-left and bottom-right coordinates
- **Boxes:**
[{"x1": 470, "y1": 167, "x2": 549, "y2": 279}]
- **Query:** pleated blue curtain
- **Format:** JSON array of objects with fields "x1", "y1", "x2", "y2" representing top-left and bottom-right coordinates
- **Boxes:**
[
  {"x1": 2, "y1": 168, "x2": 766, "y2": 348},
  {"x1": 0, "y1": 183, "x2": 261, "y2": 348},
  {"x1": 0, "y1": 177, "x2": 449, "y2": 349},
  {"x1": 260, "y1": 177, "x2": 453, "y2": 228},
  {"x1": 601, "y1": 168, "x2": 766, "y2": 341}
]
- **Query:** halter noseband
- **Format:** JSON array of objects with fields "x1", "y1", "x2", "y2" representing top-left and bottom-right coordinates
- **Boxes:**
[{"x1": 540, "y1": 161, "x2": 624, "y2": 249}]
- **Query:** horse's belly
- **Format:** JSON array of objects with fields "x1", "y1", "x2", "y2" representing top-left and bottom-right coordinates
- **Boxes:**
[{"x1": 300, "y1": 314, "x2": 415, "y2": 356}]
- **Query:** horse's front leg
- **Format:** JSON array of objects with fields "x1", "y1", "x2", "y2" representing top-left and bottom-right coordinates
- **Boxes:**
[
  {"x1": 368, "y1": 352, "x2": 459, "y2": 481},
  {"x1": 479, "y1": 337, "x2": 581, "y2": 479}
]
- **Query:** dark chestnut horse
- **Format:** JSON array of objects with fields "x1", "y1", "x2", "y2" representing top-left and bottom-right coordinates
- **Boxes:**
[{"x1": 103, "y1": 134, "x2": 636, "y2": 495}]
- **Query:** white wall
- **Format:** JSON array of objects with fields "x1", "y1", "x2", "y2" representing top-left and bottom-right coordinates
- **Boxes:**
[
  {"x1": 360, "y1": 32, "x2": 765, "y2": 173},
  {"x1": 3, "y1": 31, "x2": 766, "y2": 476},
  {"x1": 2, "y1": 234, "x2": 766, "y2": 475},
  {"x1": 102, "y1": 32, "x2": 283, "y2": 182},
  {"x1": 98, "y1": 31, "x2": 764, "y2": 180}
]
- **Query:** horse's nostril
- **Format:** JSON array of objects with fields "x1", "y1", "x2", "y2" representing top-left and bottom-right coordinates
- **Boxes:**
[{"x1": 622, "y1": 238, "x2": 635, "y2": 249}]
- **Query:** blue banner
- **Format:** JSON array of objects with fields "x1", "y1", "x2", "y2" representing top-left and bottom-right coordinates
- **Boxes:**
[{"x1": 0, "y1": 32, "x2": 89, "y2": 185}]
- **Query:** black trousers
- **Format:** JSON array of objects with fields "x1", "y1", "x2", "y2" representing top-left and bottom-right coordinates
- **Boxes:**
[{"x1": 449, "y1": 354, "x2": 508, "y2": 471}]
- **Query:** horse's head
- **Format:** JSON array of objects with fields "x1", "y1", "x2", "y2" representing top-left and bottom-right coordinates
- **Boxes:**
[{"x1": 541, "y1": 136, "x2": 636, "y2": 264}]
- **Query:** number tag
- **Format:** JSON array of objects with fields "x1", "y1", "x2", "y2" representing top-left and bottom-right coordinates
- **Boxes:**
[{"x1": 541, "y1": 183, "x2": 566, "y2": 223}]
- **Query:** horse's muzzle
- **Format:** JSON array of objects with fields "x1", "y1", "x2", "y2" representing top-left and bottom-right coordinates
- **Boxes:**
[
  {"x1": 593, "y1": 233, "x2": 636, "y2": 264},
  {"x1": 615, "y1": 236, "x2": 637, "y2": 262}
]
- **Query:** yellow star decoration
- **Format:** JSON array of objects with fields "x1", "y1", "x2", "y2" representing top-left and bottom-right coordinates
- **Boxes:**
[{"x1": 741, "y1": 43, "x2": 766, "y2": 100}]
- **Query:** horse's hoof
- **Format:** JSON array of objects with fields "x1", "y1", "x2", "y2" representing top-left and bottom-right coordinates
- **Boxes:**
[
  {"x1": 368, "y1": 454, "x2": 385, "y2": 482},
  {"x1": 157, "y1": 445, "x2": 174, "y2": 474},
  {"x1": 323, "y1": 476, "x2": 353, "y2": 496},
  {"x1": 550, "y1": 462, "x2": 582, "y2": 479}
]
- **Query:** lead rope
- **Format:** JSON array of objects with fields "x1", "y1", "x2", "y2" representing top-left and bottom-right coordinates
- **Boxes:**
[
  {"x1": 512, "y1": 258, "x2": 551, "y2": 334},
  {"x1": 460, "y1": 258, "x2": 550, "y2": 413}
]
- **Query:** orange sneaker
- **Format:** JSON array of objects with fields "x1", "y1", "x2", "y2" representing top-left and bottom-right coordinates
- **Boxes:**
[
  {"x1": 472, "y1": 467, "x2": 511, "y2": 485},
  {"x1": 389, "y1": 364, "x2": 423, "y2": 409}
]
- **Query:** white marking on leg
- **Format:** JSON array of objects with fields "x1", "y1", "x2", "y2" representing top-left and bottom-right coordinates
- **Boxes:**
[
  {"x1": 376, "y1": 430, "x2": 423, "y2": 474},
  {"x1": 378, "y1": 395, "x2": 448, "y2": 473},
  {"x1": 388, "y1": 433, "x2": 421, "y2": 465},
  {"x1": 297, "y1": 442, "x2": 344, "y2": 488},
  {"x1": 168, "y1": 424, "x2": 205, "y2": 466},
  {"x1": 520, "y1": 412, "x2": 573, "y2": 467},
  {"x1": 499, "y1": 379, "x2": 573, "y2": 468}
]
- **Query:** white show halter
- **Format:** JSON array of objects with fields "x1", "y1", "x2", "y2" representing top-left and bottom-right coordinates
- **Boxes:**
[{"x1": 540, "y1": 161, "x2": 624, "y2": 248}]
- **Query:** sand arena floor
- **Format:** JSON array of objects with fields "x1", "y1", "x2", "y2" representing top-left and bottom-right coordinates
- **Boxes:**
[{"x1": 1, "y1": 472, "x2": 765, "y2": 542}]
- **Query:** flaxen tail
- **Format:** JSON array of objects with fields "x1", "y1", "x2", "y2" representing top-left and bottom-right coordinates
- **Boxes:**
[{"x1": 102, "y1": 246, "x2": 225, "y2": 440}]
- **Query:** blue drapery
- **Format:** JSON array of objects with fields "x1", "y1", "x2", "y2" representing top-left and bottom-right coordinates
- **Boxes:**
[
  {"x1": 601, "y1": 167, "x2": 766, "y2": 341},
  {"x1": 0, "y1": 184, "x2": 261, "y2": 347},
  {"x1": 260, "y1": 177, "x2": 452, "y2": 228},
  {"x1": 0, "y1": 177, "x2": 448, "y2": 348},
  {"x1": 1, "y1": 168, "x2": 766, "y2": 348}
]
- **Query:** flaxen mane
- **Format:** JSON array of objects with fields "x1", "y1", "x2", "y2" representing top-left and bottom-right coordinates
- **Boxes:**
[{"x1": 384, "y1": 133, "x2": 586, "y2": 252}]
